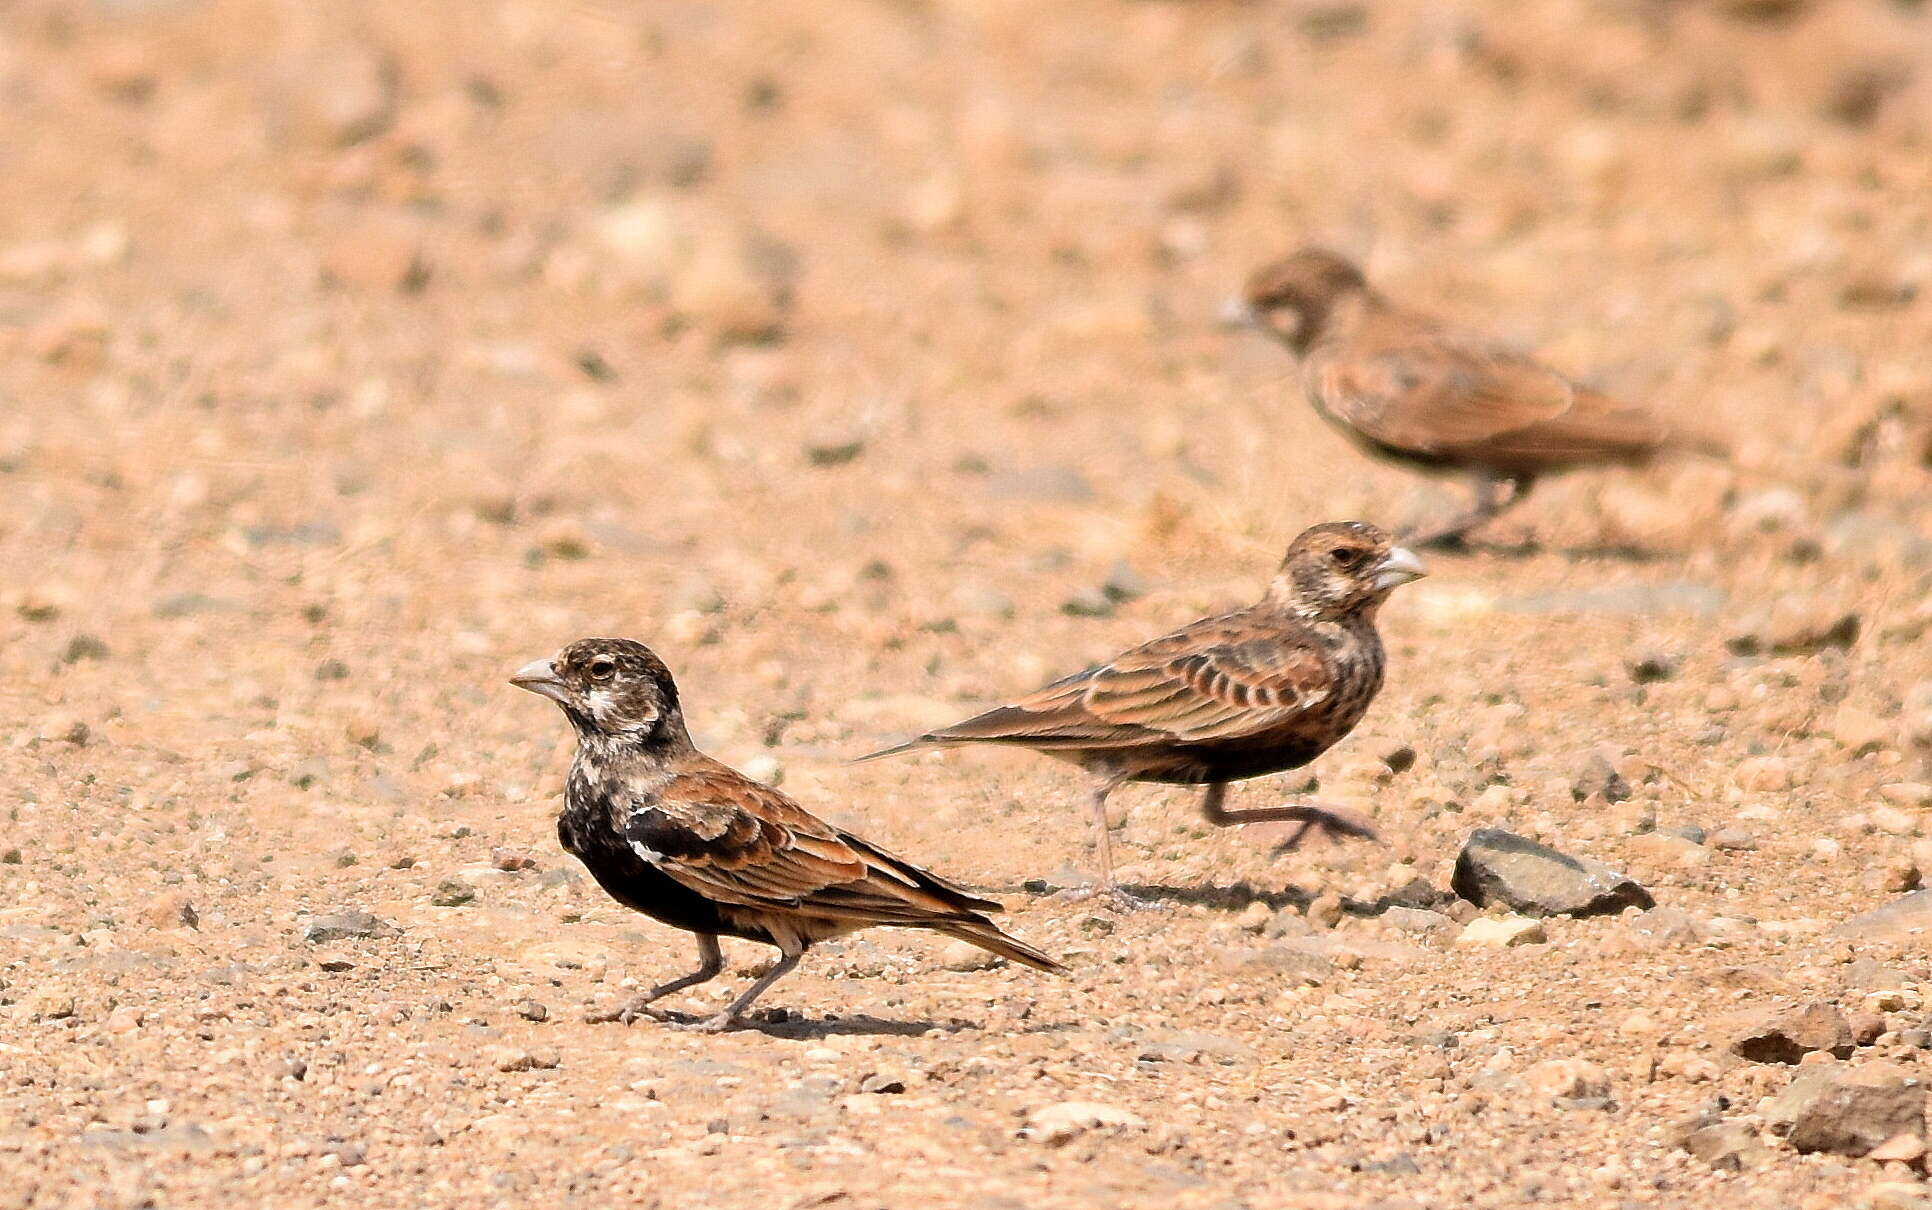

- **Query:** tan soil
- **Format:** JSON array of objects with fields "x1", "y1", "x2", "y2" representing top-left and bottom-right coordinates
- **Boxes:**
[{"x1": 2, "y1": 1, "x2": 1931, "y2": 1207}]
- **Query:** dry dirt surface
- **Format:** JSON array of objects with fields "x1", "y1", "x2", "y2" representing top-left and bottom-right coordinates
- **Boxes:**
[{"x1": 4, "y1": 1, "x2": 1932, "y2": 1207}]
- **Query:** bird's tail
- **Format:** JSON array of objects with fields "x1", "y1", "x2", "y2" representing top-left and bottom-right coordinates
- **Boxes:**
[
  {"x1": 850, "y1": 737, "x2": 934, "y2": 763},
  {"x1": 937, "y1": 918, "x2": 1065, "y2": 975}
]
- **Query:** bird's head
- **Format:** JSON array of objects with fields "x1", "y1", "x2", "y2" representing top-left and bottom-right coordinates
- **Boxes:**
[
  {"x1": 1225, "y1": 247, "x2": 1369, "y2": 355},
  {"x1": 511, "y1": 638, "x2": 687, "y2": 745},
  {"x1": 1268, "y1": 521, "x2": 1426, "y2": 620}
]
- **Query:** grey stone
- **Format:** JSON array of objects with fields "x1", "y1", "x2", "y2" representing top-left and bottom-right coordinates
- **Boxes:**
[
  {"x1": 1674, "y1": 1116, "x2": 1770, "y2": 1170},
  {"x1": 1724, "y1": 1002, "x2": 1855, "y2": 1064},
  {"x1": 1832, "y1": 890, "x2": 1932, "y2": 940},
  {"x1": 301, "y1": 911, "x2": 396, "y2": 943},
  {"x1": 1766, "y1": 1062, "x2": 1927, "y2": 1156},
  {"x1": 1629, "y1": 905, "x2": 1704, "y2": 945},
  {"x1": 1571, "y1": 753, "x2": 1631, "y2": 803},
  {"x1": 1451, "y1": 828, "x2": 1655, "y2": 917},
  {"x1": 1379, "y1": 906, "x2": 1457, "y2": 939}
]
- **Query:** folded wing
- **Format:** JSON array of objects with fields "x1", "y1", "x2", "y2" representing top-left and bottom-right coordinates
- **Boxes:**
[
  {"x1": 1312, "y1": 330, "x2": 1667, "y2": 469},
  {"x1": 905, "y1": 617, "x2": 1330, "y2": 751},
  {"x1": 627, "y1": 766, "x2": 1000, "y2": 926}
]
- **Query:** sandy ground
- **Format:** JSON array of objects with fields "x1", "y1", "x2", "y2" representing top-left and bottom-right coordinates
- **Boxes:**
[{"x1": 3, "y1": 0, "x2": 1932, "y2": 1206}]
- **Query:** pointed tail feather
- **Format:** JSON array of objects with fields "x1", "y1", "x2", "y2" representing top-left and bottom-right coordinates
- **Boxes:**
[
  {"x1": 938, "y1": 918, "x2": 1065, "y2": 975},
  {"x1": 850, "y1": 736, "x2": 936, "y2": 763}
]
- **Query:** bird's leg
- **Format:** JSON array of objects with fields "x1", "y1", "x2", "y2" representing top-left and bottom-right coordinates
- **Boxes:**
[
  {"x1": 692, "y1": 945, "x2": 805, "y2": 1033},
  {"x1": 1080, "y1": 774, "x2": 1155, "y2": 910},
  {"x1": 1403, "y1": 472, "x2": 1535, "y2": 549},
  {"x1": 1051, "y1": 774, "x2": 1151, "y2": 910},
  {"x1": 1196, "y1": 782, "x2": 1379, "y2": 856},
  {"x1": 588, "y1": 933, "x2": 725, "y2": 1024}
]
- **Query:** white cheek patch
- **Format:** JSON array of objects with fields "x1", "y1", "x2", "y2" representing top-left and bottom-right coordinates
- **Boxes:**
[{"x1": 584, "y1": 688, "x2": 616, "y2": 723}]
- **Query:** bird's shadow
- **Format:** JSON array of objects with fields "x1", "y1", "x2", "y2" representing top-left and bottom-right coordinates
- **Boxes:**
[
  {"x1": 1110, "y1": 880, "x2": 1448, "y2": 918},
  {"x1": 651, "y1": 1009, "x2": 969, "y2": 1039},
  {"x1": 1419, "y1": 535, "x2": 1671, "y2": 563}
]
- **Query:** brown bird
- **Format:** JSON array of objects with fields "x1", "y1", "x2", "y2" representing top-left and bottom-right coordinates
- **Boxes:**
[
  {"x1": 859, "y1": 522, "x2": 1424, "y2": 903},
  {"x1": 513, "y1": 638, "x2": 1061, "y2": 1031},
  {"x1": 1230, "y1": 247, "x2": 1703, "y2": 547}
]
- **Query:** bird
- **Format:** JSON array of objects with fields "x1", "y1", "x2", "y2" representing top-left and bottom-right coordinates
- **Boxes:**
[
  {"x1": 1228, "y1": 247, "x2": 1710, "y2": 548},
  {"x1": 512, "y1": 638, "x2": 1062, "y2": 1031},
  {"x1": 858, "y1": 522, "x2": 1424, "y2": 904}
]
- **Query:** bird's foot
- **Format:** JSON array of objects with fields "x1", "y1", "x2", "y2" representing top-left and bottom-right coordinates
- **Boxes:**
[
  {"x1": 1263, "y1": 803, "x2": 1380, "y2": 857},
  {"x1": 683, "y1": 1011, "x2": 741, "y2": 1034},
  {"x1": 585, "y1": 996, "x2": 671, "y2": 1026}
]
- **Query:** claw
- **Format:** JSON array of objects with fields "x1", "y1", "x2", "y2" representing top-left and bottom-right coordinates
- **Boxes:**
[
  {"x1": 1268, "y1": 807, "x2": 1380, "y2": 857},
  {"x1": 585, "y1": 997, "x2": 670, "y2": 1026}
]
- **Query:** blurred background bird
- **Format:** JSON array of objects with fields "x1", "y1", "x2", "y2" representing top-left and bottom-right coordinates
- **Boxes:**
[{"x1": 1227, "y1": 248, "x2": 1725, "y2": 549}]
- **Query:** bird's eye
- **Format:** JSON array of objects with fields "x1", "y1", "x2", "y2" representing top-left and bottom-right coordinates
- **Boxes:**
[
  {"x1": 587, "y1": 658, "x2": 617, "y2": 681},
  {"x1": 1330, "y1": 546, "x2": 1364, "y2": 568}
]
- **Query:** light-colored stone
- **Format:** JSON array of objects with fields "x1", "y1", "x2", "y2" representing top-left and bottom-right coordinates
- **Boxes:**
[
  {"x1": 1021, "y1": 1101, "x2": 1147, "y2": 1146},
  {"x1": 1456, "y1": 916, "x2": 1546, "y2": 948}
]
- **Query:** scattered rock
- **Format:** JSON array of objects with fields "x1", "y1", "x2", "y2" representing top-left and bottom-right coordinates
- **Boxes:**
[
  {"x1": 1675, "y1": 1116, "x2": 1771, "y2": 1171},
  {"x1": 1724, "y1": 1001, "x2": 1856, "y2": 1064},
  {"x1": 1850, "y1": 1012, "x2": 1888, "y2": 1047},
  {"x1": 61, "y1": 634, "x2": 110, "y2": 663},
  {"x1": 431, "y1": 880, "x2": 476, "y2": 907},
  {"x1": 491, "y1": 848, "x2": 536, "y2": 872},
  {"x1": 939, "y1": 940, "x2": 1000, "y2": 972},
  {"x1": 1454, "y1": 916, "x2": 1546, "y2": 948},
  {"x1": 301, "y1": 911, "x2": 397, "y2": 944},
  {"x1": 1570, "y1": 752, "x2": 1631, "y2": 803},
  {"x1": 1021, "y1": 1101, "x2": 1147, "y2": 1146},
  {"x1": 593, "y1": 198, "x2": 795, "y2": 343},
  {"x1": 1452, "y1": 829, "x2": 1654, "y2": 917},
  {"x1": 1868, "y1": 1132, "x2": 1928, "y2": 1164},
  {"x1": 1061, "y1": 586, "x2": 1114, "y2": 618},
  {"x1": 1629, "y1": 905, "x2": 1704, "y2": 945},
  {"x1": 803, "y1": 429, "x2": 867, "y2": 467},
  {"x1": 1867, "y1": 1180, "x2": 1932, "y2": 1210},
  {"x1": 1710, "y1": 828, "x2": 1759, "y2": 851},
  {"x1": 491, "y1": 1048, "x2": 562, "y2": 1073},
  {"x1": 1727, "y1": 597, "x2": 1860, "y2": 656},
  {"x1": 1379, "y1": 906, "x2": 1457, "y2": 940},
  {"x1": 1306, "y1": 892, "x2": 1344, "y2": 930},
  {"x1": 1523, "y1": 1058, "x2": 1612, "y2": 1102},
  {"x1": 1625, "y1": 643, "x2": 1680, "y2": 684},
  {"x1": 514, "y1": 1000, "x2": 548, "y2": 1023},
  {"x1": 1834, "y1": 891, "x2": 1932, "y2": 941},
  {"x1": 1733, "y1": 755, "x2": 1796, "y2": 793},
  {"x1": 1767, "y1": 1061, "x2": 1927, "y2": 1157}
]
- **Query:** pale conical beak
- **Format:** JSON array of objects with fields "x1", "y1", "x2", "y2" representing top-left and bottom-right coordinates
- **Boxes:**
[
  {"x1": 1373, "y1": 547, "x2": 1427, "y2": 591},
  {"x1": 1217, "y1": 295, "x2": 1258, "y2": 329},
  {"x1": 510, "y1": 658, "x2": 570, "y2": 704}
]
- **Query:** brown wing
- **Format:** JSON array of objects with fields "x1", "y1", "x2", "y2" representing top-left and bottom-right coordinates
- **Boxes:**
[
  {"x1": 913, "y1": 614, "x2": 1331, "y2": 750},
  {"x1": 1309, "y1": 334, "x2": 1574, "y2": 454},
  {"x1": 1310, "y1": 320, "x2": 1666, "y2": 470},
  {"x1": 626, "y1": 765, "x2": 999, "y2": 925}
]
